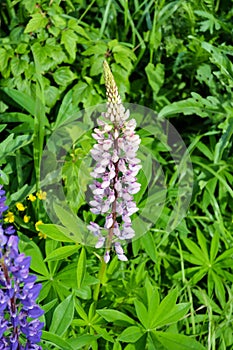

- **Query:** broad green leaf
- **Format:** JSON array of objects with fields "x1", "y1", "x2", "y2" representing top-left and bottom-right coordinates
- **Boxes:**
[
  {"x1": 41, "y1": 331, "x2": 73, "y2": 350},
  {"x1": 0, "y1": 48, "x2": 10, "y2": 71},
  {"x1": 18, "y1": 237, "x2": 49, "y2": 277},
  {"x1": 97, "y1": 309, "x2": 135, "y2": 325},
  {"x1": 53, "y1": 203, "x2": 84, "y2": 243},
  {"x1": 158, "y1": 93, "x2": 221, "y2": 118},
  {"x1": 0, "y1": 134, "x2": 31, "y2": 161},
  {"x1": 24, "y1": 13, "x2": 48, "y2": 33},
  {"x1": 53, "y1": 67, "x2": 76, "y2": 86},
  {"x1": 113, "y1": 342, "x2": 122, "y2": 350},
  {"x1": 38, "y1": 224, "x2": 75, "y2": 242},
  {"x1": 118, "y1": 326, "x2": 144, "y2": 343},
  {"x1": 0, "y1": 112, "x2": 34, "y2": 126},
  {"x1": 145, "y1": 62, "x2": 164, "y2": 96},
  {"x1": 134, "y1": 299, "x2": 149, "y2": 328},
  {"x1": 69, "y1": 334, "x2": 99, "y2": 349},
  {"x1": 61, "y1": 29, "x2": 78, "y2": 60},
  {"x1": 77, "y1": 246, "x2": 86, "y2": 288},
  {"x1": 50, "y1": 294, "x2": 74, "y2": 336},
  {"x1": 155, "y1": 331, "x2": 206, "y2": 350},
  {"x1": 141, "y1": 232, "x2": 157, "y2": 263},
  {"x1": 45, "y1": 245, "x2": 78, "y2": 261}
]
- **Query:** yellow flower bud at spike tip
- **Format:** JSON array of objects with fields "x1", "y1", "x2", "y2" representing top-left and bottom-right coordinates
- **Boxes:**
[{"x1": 103, "y1": 60, "x2": 122, "y2": 105}]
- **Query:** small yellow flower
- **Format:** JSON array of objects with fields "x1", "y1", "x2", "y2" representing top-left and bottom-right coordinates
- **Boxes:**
[
  {"x1": 16, "y1": 202, "x2": 26, "y2": 211},
  {"x1": 38, "y1": 231, "x2": 47, "y2": 239},
  {"x1": 27, "y1": 194, "x2": 36, "y2": 202},
  {"x1": 5, "y1": 212, "x2": 15, "y2": 223},
  {"x1": 35, "y1": 220, "x2": 43, "y2": 231},
  {"x1": 23, "y1": 215, "x2": 30, "y2": 223},
  {"x1": 36, "y1": 190, "x2": 47, "y2": 200}
]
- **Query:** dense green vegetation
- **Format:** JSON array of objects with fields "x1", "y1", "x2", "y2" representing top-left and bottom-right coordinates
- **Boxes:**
[{"x1": 0, "y1": 0, "x2": 233, "y2": 349}]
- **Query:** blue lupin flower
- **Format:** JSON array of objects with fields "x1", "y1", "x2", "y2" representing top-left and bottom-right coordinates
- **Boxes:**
[{"x1": 0, "y1": 185, "x2": 44, "y2": 349}]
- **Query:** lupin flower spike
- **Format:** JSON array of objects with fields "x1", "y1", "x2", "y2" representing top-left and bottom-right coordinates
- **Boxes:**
[
  {"x1": 0, "y1": 184, "x2": 44, "y2": 349},
  {"x1": 88, "y1": 61, "x2": 141, "y2": 262}
]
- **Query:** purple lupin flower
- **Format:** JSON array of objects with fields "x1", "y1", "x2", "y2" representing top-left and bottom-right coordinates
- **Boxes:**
[
  {"x1": 88, "y1": 61, "x2": 141, "y2": 262},
  {"x1": 0, "y1": 185, "x2": 44, "y2": 349}
]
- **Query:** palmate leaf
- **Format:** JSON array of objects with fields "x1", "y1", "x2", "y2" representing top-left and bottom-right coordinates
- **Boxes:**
[{"x1": 150, "y1": 289, "x2": 187, "y2": 329}]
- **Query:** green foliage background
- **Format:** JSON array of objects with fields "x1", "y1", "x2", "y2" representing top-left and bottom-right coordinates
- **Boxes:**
[{"x1": 0, "y1": 0, "x2": 233, "y2": 349}]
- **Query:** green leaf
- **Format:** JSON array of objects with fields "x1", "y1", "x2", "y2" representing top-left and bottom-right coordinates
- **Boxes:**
[
  {"x1": 118, "y1": 326, "x2": 145, "y2": 343},
  {"x1": 2, "y1": 88, "x2": 47, "y2": 120},
  {"x1": 50, "y1": 294, "x2": 74, "y2": 336},
  {"x1": 45, "y1": 245, "x2": 78, "y2": 261},
  {"x1": 141, "y1": 232, "x2": 157, "y2": 263},
  {"x1": 41, "y1": 331, "x2": 74, "y2": 350},
  {"x1": 24, "y1": 13, "x2": 48, "y2": 33},
  {"x1": 61, "y1": 29, "x2": 78, "y2": 60},
  {"x1": 182, "y1": 237, "x2": 206, "y2": 264},
  {"x1": 0, "y1": 48, "x2": 10, "y2": 72},
  {"x1": 210, "y1": 231, "x2": 219, "y2": 263},
  {"x1": 53, "y1": 203, "x2": 85, "y2": 243},
  {"x1": 77, "y1": 247, "x2": 86, "y2": 288},
  {"x1": 145, "y1": 62, "x2": 164, "y2": 96},
  {"x1": 0, "y1": 134, "x2": 31, "y2": 162},
  {"x1": 69, "y1": 334, "x2": 99, "y2": 349},
  {"x1": 53, "y1": 67, "x2": 76, "y2": 86},
  {"x1": 97, "y1": 309, "x2": 135, "y2": 325},
  {"x1": 151, "y1": 289, "x2": 178, "y2": 328},
  {"x1": 134, "y1": 299, "x2": 149, "y2": 328},
  {"x1": 153, "y1": 303, "x2": 190, "y2": 328},
  {"x1": 92, "y1": 325, "x2": 114, "y2": 342},
  {"x1": 38, "y1": 224, "x2": 75, "y2": 242},
  {"x1": 18, "y1": 237, "x2": 49, "y2": 277},
  {"x1": 155, "y1": 331, "x2": 206, "y2": 350}
]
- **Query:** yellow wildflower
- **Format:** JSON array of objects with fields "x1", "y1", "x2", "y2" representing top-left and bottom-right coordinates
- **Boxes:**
[
  {"x1": 23, "y1": 215, "x2": 30, "y2": 223},
  {"x1": 16, "y1": 202, "x2": 26, "y2": 211},
  {"x1": 5, "y1": 212, "x2": 15, "y2": 223},
  {"x1": 38, "y1": 231, "x2": 47, "y2": 239},
  {"x1": 27, "y1": 194, "x2": 36, "y2": 202},
  {"x1": 35, "y1": 220, "x2": 43, "y2": 231},
  {"x1": 36, "y1": 190, "x2": 47, "y2": 200}
]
